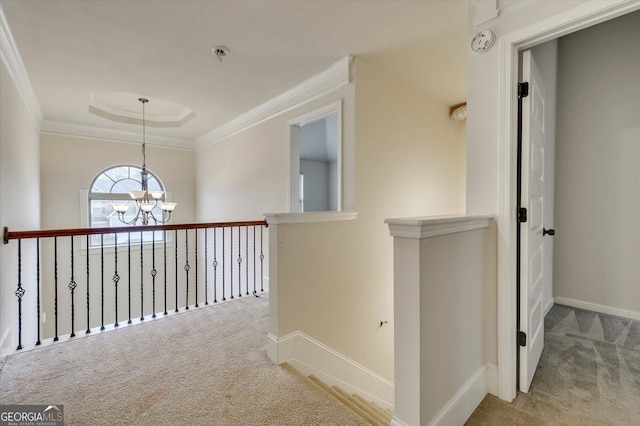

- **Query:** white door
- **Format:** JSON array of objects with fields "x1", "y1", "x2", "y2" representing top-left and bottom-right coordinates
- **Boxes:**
[{"x1": 519, "y1": 50, "x2": 547, "y2": 393}]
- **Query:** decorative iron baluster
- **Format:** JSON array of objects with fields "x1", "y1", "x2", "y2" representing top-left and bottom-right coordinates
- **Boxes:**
[
  {"x1": 222, "y1": 227, "x2": 226, "y2": 301},
  {"x1": 151, "y1": 232, "x2": 157, "y2": 318},
  {"x1": 195, "y1": 229, "x2": 198, "y2": 308},
  {"x1": 163, "y1": 230, "x2": 168, "y2": 315},
  {"x1": 140, "y1": 232, "x2": 144, "y2": 321},
  {"x1": 245, "y1": 226, "x2": 249, "y2": 296},
  {"x1": 128, "y1": 233, "x2": 132, "y2": 324},
  {"x1": 15, "y1": 239, "x2": 24, "y2": 350},
  {"x1": 253, "y1": 226, "x2": 257, "y2": 295},
  {"x1": 69, "y1": 236, "x2": 77, "y2": 337},
  {"x1": 230, "y1": 227, "x2": 234, "y2": 300},
  {"x1": 36, "y1": 238, "x2": 41, "y2": 345},
  {"x1": 184, "y1": 229, "x2": 190, "y2": 310},
  {"x1": 175, "y1": 229, "x2": 178, "y2": 313},
  {"x1": 260, "y1": 226, "x2": 264, "y2": 292},
  {"x1": 204, "y1": 229, "x2": 209, "y2": 305},
  {"x1": 213, "y1": 228, "x2": 218, "y2": 303},
  {"x1": 100, "y1": 234, "x2": 105, "y2": 331},
  {"x1": 86, "y1": 235, "x2": 90, "y2": 334},
  {"x1": 237, "y1": 226, "x2": 242, "y2": 298},
  {"x1": 54, "y1": 237, "x2": 59, "y2": 341},
  {"x1": 113, "y1": 233, "x2": 120, "y2": 327}
]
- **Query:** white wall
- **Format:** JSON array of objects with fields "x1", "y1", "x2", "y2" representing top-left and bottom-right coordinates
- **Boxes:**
[
  {"x1": 554, "y1": 11, "x2": 640, "y2": 314},
  {"x1": 0, "y1": 58, "x2": 41, "y2": 351}
]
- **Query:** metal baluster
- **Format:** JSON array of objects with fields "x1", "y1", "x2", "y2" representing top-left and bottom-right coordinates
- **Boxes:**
[
  {"x1": 86, "y1": 235, "x2": 91, "y2": 334},
  {"x1": 237, "y1": 226, "x2": 242, "y2": 298},
  {"x1": 15, "y1": 240, "x2": 24, "y2": 350},
  {"x1": 128, "y1": 233, "x2": 132, "y2": 324},
  {"x1": 222, "y1": 227, "x2": 226, "y2": 301},
  {"x1": 54, "y1": 237, "x2": 58, "y2": 341},
  {"x1": 36, "y1": 238, "x2": 41, "y2": 345},
  {"x1": 253, "y1": 226, "x2": 257, "y2": 296},
  {"x1": 260, "y1": 226, "x2": 264, "y2": 292},
  {"x1": 175, "y1": 230, "x2": 179, "y2": 313},
  {"x1": 204, "y1": 229, "x2": 209, "y2": 305},
  {"x1": 230, "y1": 227, "x2": 234, "y2": 300},
  {"x1": 100, "y1": 234, "x2": 105, "y2": 331},
  {"x1": 113, "y1": 233, "x2": 120, "y2": 327},
  {"x1": 245, "y1": 226, "x2": 249, "y2": 296},
  {"x1": 140, "y1": 232, "x2": 144, "y2": 320},
  {"x1": 195, "y1": 229, "x2": 199, "y2": 308},
  {"x1": 184, "y1": 229, "x2": 190, "y2": 310},
  {"x1": 151, "y1": 232, "x2": 157, "y2": 318},
  {"x1": 69, "y1": 236, "x2": 77, "y2": 337},
  {"x1": 213, "y1": 228, "x2": 218, "y2": 303},
  {"x1": 163, "y1": 230, "x2": 168, "y2": 315}
]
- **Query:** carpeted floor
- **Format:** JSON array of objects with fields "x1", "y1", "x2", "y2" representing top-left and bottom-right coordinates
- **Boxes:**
[
  {"x1": 0, "y1": 294, "x2": 369, "y2": 425},
  {"x1": 467, "y1": 304, "x2": 640, "y2": 425}
]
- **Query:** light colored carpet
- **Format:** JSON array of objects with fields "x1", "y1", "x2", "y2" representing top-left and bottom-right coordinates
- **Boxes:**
[
  {"x1": 467, "y1": 304, "x2": 640, "y2": 425},
  {"x1": 0, "y1": 294, "x2": 369, "y2": 425}
]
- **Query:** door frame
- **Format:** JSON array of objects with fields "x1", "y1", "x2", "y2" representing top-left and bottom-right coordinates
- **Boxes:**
[{"x1": 496, "y1": 0, "x2": 640, "y2": 402}]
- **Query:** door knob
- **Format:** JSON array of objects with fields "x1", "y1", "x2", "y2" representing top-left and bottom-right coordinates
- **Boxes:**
[{"x1": 543, "y1": 228, "x2": 555, "y2": 236}]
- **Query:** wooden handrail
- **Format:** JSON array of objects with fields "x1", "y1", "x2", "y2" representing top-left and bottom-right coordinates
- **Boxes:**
[{"x1": 3, "y1": 220, "x2": 268, "y2": 244}]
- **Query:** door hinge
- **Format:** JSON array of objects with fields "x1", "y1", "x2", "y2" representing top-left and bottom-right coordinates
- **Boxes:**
[
  {"x1": 517, "y1": 207, "x2": 527, "y2": 223},
  {"x1": 518, "y1": 82, "x2": 529, "y2": 98},
  {"x1": 518, "y1": 331, "x2": 527, "y2": 347}
]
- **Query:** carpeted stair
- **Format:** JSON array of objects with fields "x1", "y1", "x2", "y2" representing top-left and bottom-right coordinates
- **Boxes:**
[{"x1": 306, "y1": 374, "x2": 393, "y2": 426}]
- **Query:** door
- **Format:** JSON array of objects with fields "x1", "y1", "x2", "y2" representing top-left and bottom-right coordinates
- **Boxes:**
[{"x1": 519, "y1": 50, "x2": 547, "y2": 393}]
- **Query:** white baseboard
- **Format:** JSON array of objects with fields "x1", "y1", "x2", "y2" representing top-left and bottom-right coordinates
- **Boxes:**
[
  {"x1": 427, "y1": 363, "x2": 497, "y2": 426},
  {"x1": 543, "y1": 297, "x2": 555, "y2": 317},
  {"x1": 554, "y1": 297, "x2": 640, "y2": 321},
  {"x1": 267, "y1": 331, "x2": 394, "y2": 410}
]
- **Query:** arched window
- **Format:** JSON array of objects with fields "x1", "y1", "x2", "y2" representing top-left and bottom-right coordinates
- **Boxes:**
[
  {"x1": 88, "y1": 165, "x2": 168, "y2": 246},
  {"x1": 89, "y1": 164, "x2": 167, "y2": 227}
]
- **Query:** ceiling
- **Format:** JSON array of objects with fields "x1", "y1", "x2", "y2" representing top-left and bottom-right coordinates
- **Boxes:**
[{"x1": 0, "y1": 0, "x2": 468, "y2": 150}]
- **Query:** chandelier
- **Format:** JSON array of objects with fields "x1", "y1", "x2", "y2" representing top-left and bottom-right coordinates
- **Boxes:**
[{"x1": 112, "y1": 98, "x2": 177, "y2": 225}]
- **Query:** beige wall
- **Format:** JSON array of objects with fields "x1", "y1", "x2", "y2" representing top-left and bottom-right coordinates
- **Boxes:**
[
  {"x1": 554, "y1": 11, "x2": 640, "y2": 312},
  {"x1": 40, "y1": 133, "x2": 196, "y2": 229},
  {"x1": 0, "y1": 59, "x2": 41, "y2": 351},
  {"x1": 195, "y1": 84, "x2": 355, "y2": 222},
  {"x1": 266, "y1": 58, "x2": 466, "y2": 382}
]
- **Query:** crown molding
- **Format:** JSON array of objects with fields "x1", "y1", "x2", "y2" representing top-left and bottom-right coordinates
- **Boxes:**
[
  {"x1": 0, "y1": 5, "x2": 43, "y2": 125},
  {"x1": 40, "y1": 120, "x2": 194, "y2": 150},
  {"x1": 195, "y1": 55, "x2": 353, "y2": 150}
]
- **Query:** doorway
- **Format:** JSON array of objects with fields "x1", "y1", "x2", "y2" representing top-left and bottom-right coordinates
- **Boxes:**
[{"x1": 497, "y1": 1, "x2": 640, "y2": 402}]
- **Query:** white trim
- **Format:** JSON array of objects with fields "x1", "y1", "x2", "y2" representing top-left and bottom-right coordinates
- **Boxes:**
[
  {"x1": 385, "y1": 215, "x2": 492, "y2": 239},
  {"x1": 41, "y1": 120, "x2": 193, "y2": 150},
  {"x1": 391, "y1": 417, "x2": 410, "y2": 426},
  {"x1": 288, "y1": 100, "x2": 343, "y2": 213},
  {"x1": 496, "y1": 0, "x2": 640, "y2": 403},
  {"x1": 0, "y1": 5, "x2": 43, "y2": 125},
  {"x1": 554, "y1": 297, "x2": 640, "y2": 322},
  {"x1": 543, "y1": 297, "x2": 555, "y2": 317},
  {"x1": 195, "y1": 56, "x2": 353, "y2": 150},
  {"x1": 264, "y1": 211, "x2": 357, "y2": 225},
  {"x1": 427, "y1": 364, "x2": 497, "y2": 426},
  {"x1": 268, "y1": 330, "x2": 394, "y2": 410}
]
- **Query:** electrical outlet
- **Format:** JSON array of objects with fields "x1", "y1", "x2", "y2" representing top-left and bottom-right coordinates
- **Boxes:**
[{"x1": 42, "y1": 312, "x2": 46, "y2": 323}]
